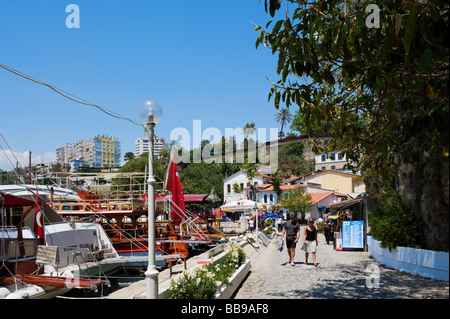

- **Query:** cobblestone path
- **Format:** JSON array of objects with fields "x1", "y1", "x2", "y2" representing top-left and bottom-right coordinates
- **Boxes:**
[{"x1": 234, "y1": 226, "x2": 449, "y2": 299}]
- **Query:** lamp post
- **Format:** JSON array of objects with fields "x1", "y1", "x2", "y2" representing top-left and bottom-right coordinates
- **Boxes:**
[
  {"x1": 254, "y1": 189, "x2": 259, "y2": 244},
  {"x1": 139, "y1": 99, "x2": 163, "y2": 299}
]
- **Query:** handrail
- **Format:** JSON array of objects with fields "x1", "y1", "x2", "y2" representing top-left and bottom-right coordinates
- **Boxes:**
[
  {"x1": 13, "y1": 240, "x2": 39, "y2": 274},
  {"x1": 61, "y1": 246, "x2": 104, "y2": 282}
]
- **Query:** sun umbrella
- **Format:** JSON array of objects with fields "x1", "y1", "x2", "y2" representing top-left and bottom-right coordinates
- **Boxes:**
[
  {"x1": 220, "y1": 199, "x2": 267, "y2": 212},
  {"x1": 251, "y1": 211, "x2": 264, "y2": 217},
  {"x1": 260, "y1": 213, "x2": 282, "y2": 219}
]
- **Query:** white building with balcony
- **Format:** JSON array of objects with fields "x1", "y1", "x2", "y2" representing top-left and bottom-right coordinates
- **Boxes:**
[{"x1": 134, "y1": 135, "x2": 165, "y2": 157}]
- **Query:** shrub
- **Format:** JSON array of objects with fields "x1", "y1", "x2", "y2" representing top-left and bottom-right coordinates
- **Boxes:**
[
  {"x1": 169, "y1": 242, "x2": 246, "y2": 299},
  {"x1": 264, "y1": 218, "x2": 273, "y2": 227},
  {"x1": 169, "y1": 266, "x2": 216, "y2": 299},
  {"x1": 368, "y1": 186, "x2": 422, "y2": 251}
]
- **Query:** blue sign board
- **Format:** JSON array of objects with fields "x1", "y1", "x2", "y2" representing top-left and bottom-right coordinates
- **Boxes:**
[{"x1": 342, "y1": 220, "x2": 364, "y2": 249}]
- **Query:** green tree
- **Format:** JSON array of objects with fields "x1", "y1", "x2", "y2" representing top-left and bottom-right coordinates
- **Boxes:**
[
  {"x1": 242, "y1": 162, "x2": 259, "y2": 199},
  {"x1": 369, "y1": 186, "x2": 422, "y2": 251},
  {"x1": 124, "y1": 152, "x2": 135, "y2": 162},
  {"x1": 290, "y1": 104, "x2": 330, "y2": 135},
  {"x1": 112, "y1": 152, "x2": 166, "y2": 193},
  {"x1": 232, "y1": 182, "x2": 243, "y2": 194},
  {"x1": 274, "y1": 107, "x2": 292, "y2": 138},
  {"x1": 255, "y1": 0, "x2": 449, "y2": 250},
  {"x1": 277, "y1": 141, "x2": 314, "y2": 176},
  {"x1": 271, "y1": 170, "x2": 283, "y2": 204},
  {"x1": 279, "y1": 185, "x2": 313, "y2": 222},
  {"x1": 243, "y1": 121, "x2": 256, "y2": 150}
]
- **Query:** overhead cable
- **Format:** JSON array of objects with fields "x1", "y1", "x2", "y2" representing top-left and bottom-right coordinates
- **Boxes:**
[{"x1": 0, "y1": 62, "x2": 144, "y2": 128}]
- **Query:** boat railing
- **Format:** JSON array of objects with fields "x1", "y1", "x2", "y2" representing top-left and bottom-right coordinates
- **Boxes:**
[
  {"x1": 104, "y1": 225, "x2": 147, "y2": 240},
  {"x1": 50, "y1": 196, "x2": 146, "y2": 213},
  {"x1": 12, "y1": 240, "x2": 39, "y2": 273},
  {"x1": 67, "y1": 249, "x2": 90, "y2": 278},
  {"x1": 61, "y1": 246, "x2": 105, "y2": 282}
]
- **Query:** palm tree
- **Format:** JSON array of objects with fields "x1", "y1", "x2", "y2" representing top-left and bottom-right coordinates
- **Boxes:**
[{"x1": 275, "y1": 107, "x2": 292, "y2": 139}]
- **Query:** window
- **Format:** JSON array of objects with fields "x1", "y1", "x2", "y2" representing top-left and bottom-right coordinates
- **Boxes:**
[
  {"x1": 227, "y1": 184, "x2": 231, "y2": 193},
  {"x1": 338, "y1": 152, "x2": 343, "y2": 160},
  {"x1": 269, "y1": 194, "x2": 273, "y2": 202},
  {"x1": 240, "y1": 183, "x2": 244, "y2": 191},
  {"x1": 264, "y1": 194, "x2": 267, "y2": 203},
  {"x1": 322, "y1": 166, "x2": 326, "y2": 171},
  {"x1": 321, "y1": 154, "x2": 326, "y2": 162},
  {"x1": 330, "y1": 153, "x2": 335, "y2": 160},
  {"x1": 331, "y1": 166, "x2": 336, "y2": 170}
]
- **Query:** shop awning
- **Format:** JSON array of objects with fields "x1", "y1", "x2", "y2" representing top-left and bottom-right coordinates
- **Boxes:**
[{"x1": 330, "y1": 196, "x2": 363, "y2": 211}]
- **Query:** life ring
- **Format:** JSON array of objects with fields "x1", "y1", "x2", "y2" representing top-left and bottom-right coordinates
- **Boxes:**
[{"x1": 90, "y1": 200, "x2": 101, "y2": 212}]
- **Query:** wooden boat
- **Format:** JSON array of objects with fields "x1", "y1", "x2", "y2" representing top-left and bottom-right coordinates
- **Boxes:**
[
  {"x1": 51, "y1": 189, "x2": 190, "y2": 269},
  {"x1": 0, "y1": 191, "x2": 107, "y2": 298}
]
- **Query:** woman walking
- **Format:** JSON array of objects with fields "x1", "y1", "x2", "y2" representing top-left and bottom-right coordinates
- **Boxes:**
[{"x1": 302, "y1": 218, "x2": 318, "y2": 266}]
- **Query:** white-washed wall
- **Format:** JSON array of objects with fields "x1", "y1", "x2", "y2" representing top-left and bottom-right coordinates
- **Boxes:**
[{"x1": 367, "y1": 236, "x2": 449, "y2": 281}]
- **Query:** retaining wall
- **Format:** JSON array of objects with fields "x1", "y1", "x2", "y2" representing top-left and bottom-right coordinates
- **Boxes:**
[{"x1": 367, "y1": 235, "x2": 449, "y2": 281}]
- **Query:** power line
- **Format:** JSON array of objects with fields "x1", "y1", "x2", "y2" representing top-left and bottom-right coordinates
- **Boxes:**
[{"x1": 0, "y1": 62, "x2": 144, "y2": 128}]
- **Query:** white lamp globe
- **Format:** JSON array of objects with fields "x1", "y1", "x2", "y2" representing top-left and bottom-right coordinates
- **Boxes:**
[{"x1": 139, "y1": 100, "x2": 163, "y2": 124}]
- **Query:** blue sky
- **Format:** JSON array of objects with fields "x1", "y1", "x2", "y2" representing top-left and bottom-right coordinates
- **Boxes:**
[{"x1": 0, "y1": 0, "x2": 288, "y2": 171}]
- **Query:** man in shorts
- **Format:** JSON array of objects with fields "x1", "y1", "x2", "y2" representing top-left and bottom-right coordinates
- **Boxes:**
[{"x1": 280, "y1": 213, "x2": 300, "y2": 266}]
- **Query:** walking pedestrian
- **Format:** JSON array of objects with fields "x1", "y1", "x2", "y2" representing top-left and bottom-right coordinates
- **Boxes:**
[
  {"x1": 323, "y1": 217, "x2": 332, "y2": 244},
  {"x1": 302, "y1": 218, "x2": 318, "y2": 266},
  {"x1": 248, "y1": 218, "x2": 255, "y2": 233},
  {"x1": 280, "y1": 213, "x2": 300, "y2": 266}
]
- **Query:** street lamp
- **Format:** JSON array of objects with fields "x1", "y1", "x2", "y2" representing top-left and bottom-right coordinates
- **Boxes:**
[
  {"x1": 139, "y1": 99, "x2": 163, "y2": 299},
  {"x1": 254, "y1": 189, "x2": 259, "y2": 245}
]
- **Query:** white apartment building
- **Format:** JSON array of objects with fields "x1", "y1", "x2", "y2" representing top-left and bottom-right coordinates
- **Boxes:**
[
  {"x1": 134, "y1": 135, "x2": 166, "y2": 157},
  {"x1": 56, "y1": 144, "x2": 73, "y2": 164}
]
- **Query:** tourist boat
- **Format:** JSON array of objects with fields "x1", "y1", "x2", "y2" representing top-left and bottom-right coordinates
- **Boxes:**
[
  {"x1": 50, "y1": 188, "x2": 190, "y2": 270},
  {"x1": 49, "y1": 187, "x2": 232, "y2": 269},
  {"x1": 0, "y1": 190, "x2": 107, "y2": 298}
]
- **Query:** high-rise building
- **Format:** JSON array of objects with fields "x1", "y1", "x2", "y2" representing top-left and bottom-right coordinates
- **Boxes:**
[
  {"x1": 56, "y1": 135, "x2": 121, "y2": 171},
  {"x1": 134, "y1": 135, "x2": 165, "y2": 157}
]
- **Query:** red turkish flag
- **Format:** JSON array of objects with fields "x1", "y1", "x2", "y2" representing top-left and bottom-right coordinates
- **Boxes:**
[
  {"x1": 34, "y1": 197, "x2": 45, "y2": 244},
  {"x1": 164, "y1": 151, "x2": 185, "y2": 226}
]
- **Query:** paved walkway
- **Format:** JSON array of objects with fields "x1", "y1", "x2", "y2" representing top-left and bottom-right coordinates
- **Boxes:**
[{"x1": 234, "y1": 226, "x2": 449, "y2": 299}]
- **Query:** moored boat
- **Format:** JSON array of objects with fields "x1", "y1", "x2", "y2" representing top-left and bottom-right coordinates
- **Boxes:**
[{"x1": 0, "y1": 190, "x2": 108, "y2": 298}]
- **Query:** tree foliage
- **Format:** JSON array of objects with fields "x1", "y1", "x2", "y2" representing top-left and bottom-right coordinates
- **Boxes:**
[
  {"x1": 256, "y1": 0, "x2": 449, "y2": 249},
  {"x1": 277, "y1": 140, "x2": 314, "y2": 176},
  {"x1": 255, "y1": 0, "x2": 448, "y2": 171},
  {"x1": 274, "y1": 107, "x2": 293, "y2": 138},
  {"x1": 112, "y1": 152, "x2": 168, "y2": 193},
  {"x1": 279, "y1": 185, "x2": 313, "y2": 221},
  {"x1": 369, "y1": 186, "x2": 422, "y2": 251}
]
